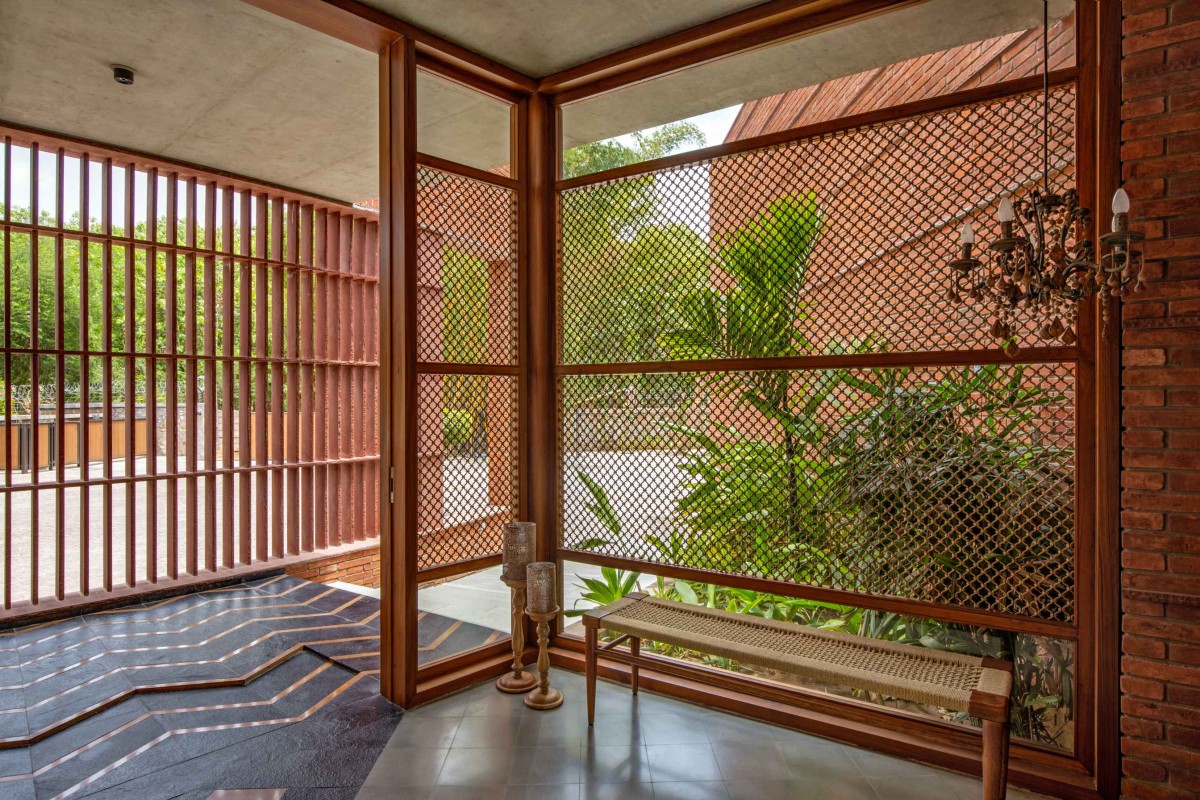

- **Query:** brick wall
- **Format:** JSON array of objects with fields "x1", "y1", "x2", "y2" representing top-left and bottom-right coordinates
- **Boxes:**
[
  {"x1": 1119, "y1": 2, "x2": 1200, "y2": 798},
  {"x1": 286, "y1": 545, "x2": 382, "y2": 588}
]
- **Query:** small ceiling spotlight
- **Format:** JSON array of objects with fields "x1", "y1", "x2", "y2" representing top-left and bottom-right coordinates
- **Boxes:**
[{"x1": 111, "y1": 65, "x2": 135, "y2": 86}]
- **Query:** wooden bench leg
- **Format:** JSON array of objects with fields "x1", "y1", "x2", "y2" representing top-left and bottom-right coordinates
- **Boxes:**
[
  {"x1": 630, "y1": 636, "x2": 640, "y2": 695},
  {"x1": 586, "y1": 624, "x2": 597, "y2": 726},
  {"x1": 982, "y1": 718, "x2": 1010, "y2": 800}
]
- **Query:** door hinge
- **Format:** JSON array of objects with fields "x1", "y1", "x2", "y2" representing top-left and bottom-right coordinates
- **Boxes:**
[{"x1": 389, "y1": 467, "x2": 395, "y2": 504}]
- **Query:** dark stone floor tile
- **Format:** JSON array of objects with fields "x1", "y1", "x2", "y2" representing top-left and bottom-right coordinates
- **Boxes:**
[
  {"x1": 33, "y1": 716, "x2": 173, "y2": 800},
  {"x1": 7, "y1": 620, "x2": 89, "y2": 656},
  {"x1": 24, "y1": 669, "x2": 135, "y2": 736},
  {"x1": 0, "y1": 777, "x2": 35, "y2": 800},
  {"x1": 30, "y1": 696, "x2": 153, "y2": 771},
  {"x1": 123, "y1": 660, "x2": 239, "y2": 688},
  {"x1": 0, "y1": 708, "x2": 30, "y2": 740},
  {"x1": 0, "y1": 694, "x2": 26, "y2": 718},
  {"x1": 282, "y1": 788, "x2": 359, "y2": 800},
  {"x1": 0, "y1": 745, "x2": 32, "y2": 779}
]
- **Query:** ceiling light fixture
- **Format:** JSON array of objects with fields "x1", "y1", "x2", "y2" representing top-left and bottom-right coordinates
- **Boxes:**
[
  {"x1": 112, "y1": 65, "x2": 135, "y2": 86},
  {"x1": 947, "y1": 0, "x2": 1144, "y2": 354}
]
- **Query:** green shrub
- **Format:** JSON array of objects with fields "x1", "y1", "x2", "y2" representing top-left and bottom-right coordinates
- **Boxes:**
[{"x1": 442, "y1": 409, "x2": 476, "y2": 450}]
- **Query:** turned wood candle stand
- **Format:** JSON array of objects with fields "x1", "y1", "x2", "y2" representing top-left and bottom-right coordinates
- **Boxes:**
[
  {"x1": 523, "y1": 607, "x2": 563, "y2": 710},
  {"x1": 496, "y1": 578, "x2": 538, "y2": 693}
]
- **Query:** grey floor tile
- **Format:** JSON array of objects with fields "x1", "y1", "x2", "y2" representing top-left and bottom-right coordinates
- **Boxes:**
[
  {"x1": 507, "y1": 746, "x2": 584, "y2": 785},
  {"x1": 847, "y1": 748, "x2": 943, "y2": 779},
  {"x1": 645, "y1": 743, "x2": 723, "y2": 783},
  {"x1": 361, "y1": 747, "x2": 448, "y2": 788},
  {"x1": 386, "y1": 717, "x2": 462, "y2": 750},
  {"x1": 704, "y1": 714, "x2": 784, "y2": 744},
  {"x1": 436, "y1": 748, "x2": 515, "y2": 787},
  {"x1": 711, "y1": 741, "x2": 791, "y2": 783},
  {"x1": 506, "y1": 785, "x2": 581, "y2": 800},
  {"x1": 652, "y1": 781, "x2": 730, "y2": 800},
  {"x1": 579, "y1": 743, "x2": 652, "y2": 784},
  {"x1": 639, "y1": 714, "x2": 710, "y2": 746},
  {"x1": 515, "y1": 712, "x2": 587, "y2": 749},
  {"x1": 581, "y1": 783, "x2": 656, "y2": 800},
  {"x1": 451, "y1": 716, "x2": 523, "y2": 748}
]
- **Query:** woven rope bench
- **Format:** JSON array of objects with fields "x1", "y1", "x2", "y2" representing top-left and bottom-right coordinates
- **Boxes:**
[{"x1": 583, "y1": 593, "x2": 1014, "y2": 800}]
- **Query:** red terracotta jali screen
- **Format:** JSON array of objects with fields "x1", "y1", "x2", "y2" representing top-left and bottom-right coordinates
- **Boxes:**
[
  {"x1": 0, "y1": 127, "x2": 380, "y2": 610},
  {"x1": 555, "y1": 77, "x2": 1087, "y2": 749}
]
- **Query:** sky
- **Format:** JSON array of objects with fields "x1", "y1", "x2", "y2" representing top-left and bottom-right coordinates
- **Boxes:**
[{"x1": 607, "y1": 104, "x2": 742, "y2": 154}]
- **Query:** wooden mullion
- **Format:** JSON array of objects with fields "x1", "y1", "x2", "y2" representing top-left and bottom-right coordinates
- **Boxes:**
[
  {"x1": 270, "y1": 196, "x2": 285, "y2": 558},
  {"x1": 313, "y1": 208, "x2": 327, "y2": 551},
  {"x1": 101, "y1": 157, "x2": 114, "y2": 592},
  {"x1": 144, "y1": 168, "x2": 159, "y2": 584},
  {"x1": 53, "y1": 147, "x2": 66, "y2": 601},
  {"x1": 379, "y1": 36, "x2": 420, "y2": 707},
  {"x1": 29, "y1": 142, "x2": 40, "y2": 603},
  {"x1": 325, "y1": 212, "x2": 342, "y2": 548},
  {"x1": 164, "y1": 172, "x2": 179, "y2": 580},
  {"x1": 221, "y1": 186, "x2": 236, "y2": 569},
  {"x1": 122, "y1": 163, "x2": 135, "y2": 588},
  {"x1": 183, "y1": 176, "x2": 198, "y2": 575},
  {"x1": 2, "y1": 136, "x2": 10, "y2": 608},
  {"x1": 201, "y1": 181, "x2": 217, "y2": 574},
  {"x1": 286, "y1": 201, "x2": 301, "y2": 555},
  {"x1": 254, "y1": 193, "x2": 269, "y2": 562},
  {"x1": 238, "y1": 190, "x2": 252, "y2": 565},
  {"x1": 299, "y1": 205, "x2": 315, "y2": 552},
  {"x1": 77, "y1": 153, "x2": 91, "y2": 596}
]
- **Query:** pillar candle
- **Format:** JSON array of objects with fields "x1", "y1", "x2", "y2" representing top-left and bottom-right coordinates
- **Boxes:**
[
  {"x1": 526, "y1": 562, "x2": 556, "y2": 614},
  {"x1": 501, "y1": 522, "x2": 535, "y2": 582}
]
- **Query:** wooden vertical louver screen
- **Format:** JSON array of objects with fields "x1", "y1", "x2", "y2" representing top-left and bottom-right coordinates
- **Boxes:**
[{"x1": 0, "y1": 128, "x2": 380, "y2": 610}]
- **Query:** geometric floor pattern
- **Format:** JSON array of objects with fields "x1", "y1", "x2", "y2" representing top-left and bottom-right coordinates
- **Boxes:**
[{"x1": 0, "y1": 575, "x2": 504, "y2": 800}]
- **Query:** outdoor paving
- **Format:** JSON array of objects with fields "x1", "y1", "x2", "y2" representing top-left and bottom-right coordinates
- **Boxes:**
[
  {"x1": 415, "y1": 564, "x2": 609, "y2": 634},
  {"x1": 359, "y1": 671, "x2": 1054, "y2": 800}
]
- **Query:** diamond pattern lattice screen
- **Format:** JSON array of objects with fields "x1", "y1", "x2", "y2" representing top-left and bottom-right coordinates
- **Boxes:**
[
  {"x1": 558, "y1": 85, "x2": 1076, "y2": 364},
  {"x1": 415, "y1": 166, "x2": 519, "y2": 571},
  {"x1": 556, "y1": 85, "x2": 1079, "y2": 623},
  {"x1": 560, "y1": 365, "x2": 1075, "y2": 622}
]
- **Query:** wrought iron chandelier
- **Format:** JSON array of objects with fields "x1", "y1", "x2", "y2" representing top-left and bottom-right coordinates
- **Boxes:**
[{"x1": 948, "y1": 0, "x2": 1144, "y2": 353}]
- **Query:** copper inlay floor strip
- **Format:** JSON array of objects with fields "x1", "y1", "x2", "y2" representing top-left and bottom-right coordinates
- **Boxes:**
[
  {"x1": 52, "y1": 670, "x2": 377, "y2": 800},
  {"x1": 0, "y1": 577, "x2": 302, "y2": 650},
  {"x1": 0, "y1": 606, "x2": 369, "y2": 691},
  {"x1": 0, "y1": 633, "x2": 380, "y2": 749},
  {"x1": 0, "y1": 662, "x2": 333, "y2": 784},
  {"x1": 420, "y1": 620, "x2": 463, "y2": 651},
  {"x1": 7, "y1": 589, "x2": 344, "y2": 667}
]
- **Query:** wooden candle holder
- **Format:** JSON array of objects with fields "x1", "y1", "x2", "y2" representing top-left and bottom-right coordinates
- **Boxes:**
[
  {"x1": 496, "y1": 579, "x2": 538, "y2": 693},
  {"x1": 523, "y1": 607, "x2": 563, "y2": 710}
]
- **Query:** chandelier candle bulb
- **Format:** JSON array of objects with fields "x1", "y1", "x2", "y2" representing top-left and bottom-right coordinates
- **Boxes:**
[
  {"x1": 1112, "y1": 187, "x2": 1130, "y2": 215},
  {"x1": 997, "y1": 197, "x2": 1015, "y2": 223},
  {"x1": 960, "y1": 220, "x2": 975, "y2": 245},
  {"x1": 527, "y1": 562, "x2": 556, "y2": 615}
]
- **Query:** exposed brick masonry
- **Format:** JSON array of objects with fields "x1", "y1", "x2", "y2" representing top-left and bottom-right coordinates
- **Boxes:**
[{"x1": 1118, "y1": 1, "x2": 1200, "y2": 798}]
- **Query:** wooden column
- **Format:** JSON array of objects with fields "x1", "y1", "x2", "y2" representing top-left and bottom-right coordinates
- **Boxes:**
[
  {"x1": 379, "y1": 35, "x2": 418, "y2": 708},
  {"x1": 521, "y1": 93, "x2": 559, "y2": 618}
]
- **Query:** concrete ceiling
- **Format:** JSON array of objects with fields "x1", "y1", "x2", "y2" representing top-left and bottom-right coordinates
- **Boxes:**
[
  {"x1": 361, "y1": 0, "x2": 767, "y2": 78},
  {"x1": 0, "y1": 0, "x2": 1072, "y2": 203},
  {"x1": 563, "y1": 0, "x2": 1074, "y2": 150},
  {"x1": 0, "y1": 0, "x2": 508, "y2": 203}
]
